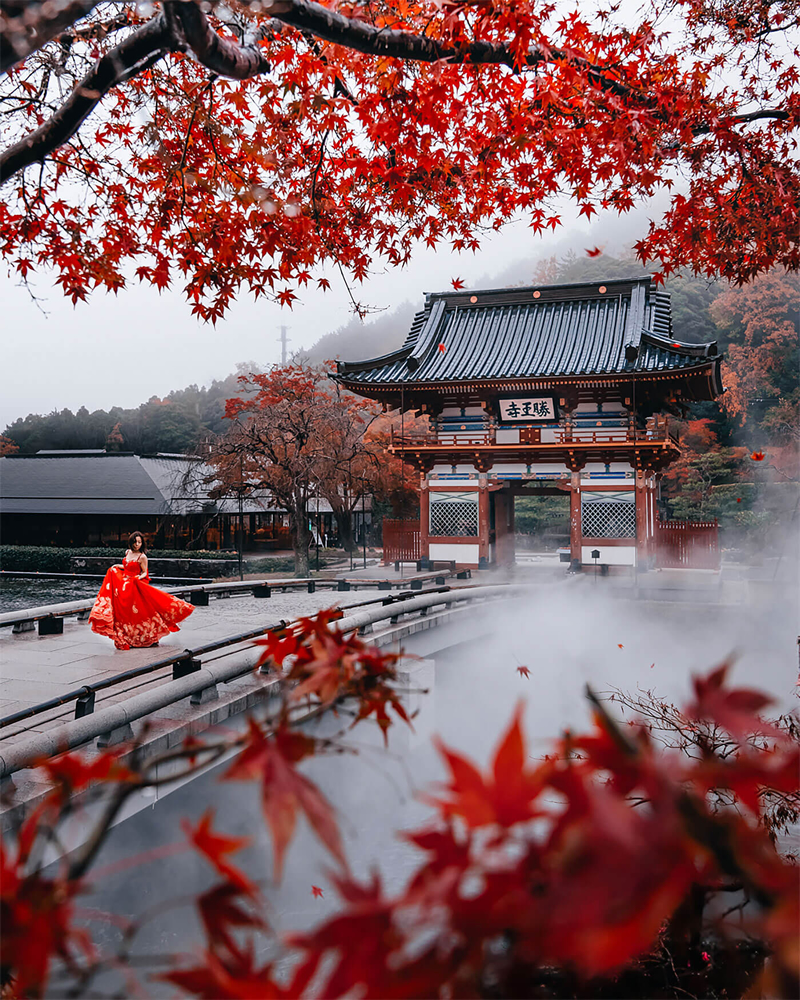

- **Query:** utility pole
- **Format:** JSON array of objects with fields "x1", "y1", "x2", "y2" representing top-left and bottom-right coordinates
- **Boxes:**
[{"x1": 278, "y1": 325, "x2": 290, "y2": 365}]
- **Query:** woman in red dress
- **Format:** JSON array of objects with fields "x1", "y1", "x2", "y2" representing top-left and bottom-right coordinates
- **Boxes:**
[{"x1": 89, "y1": 532, "x2": 194, "y2": 650}]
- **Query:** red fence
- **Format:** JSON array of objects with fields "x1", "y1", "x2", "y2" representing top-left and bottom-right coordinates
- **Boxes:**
[
  {"x1": 653, "y1": 517, "x2": 720, "y2": 570},
  {"x1": 382, "y1": 519, "x2": 421, "y2": 563}
]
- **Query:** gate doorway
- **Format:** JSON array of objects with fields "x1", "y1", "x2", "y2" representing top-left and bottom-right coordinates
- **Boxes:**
[
  {"x1": 512, "y1": 489, "x2": 571, "y2": 561},
  {"x1": 490, "y1": 489, "x2": 516, "y2": 567},
  {"x1": 491, "y1": 486, "x2": 571, "y2": 566}
]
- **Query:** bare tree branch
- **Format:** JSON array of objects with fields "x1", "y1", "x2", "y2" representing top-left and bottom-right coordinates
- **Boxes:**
[
  {"x1": 0, "y1": 0, "x2": 103, "y2": 74},
  {"x1": 166, "y1": 1, "x2": 271, "y2": 79},
  {"x1": 0, "y1": 13, "x2": 173, "y2": 183}
]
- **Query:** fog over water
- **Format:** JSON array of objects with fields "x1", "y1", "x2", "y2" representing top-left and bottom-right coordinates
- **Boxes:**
[{"x1": 37, "y1": 575, "x2": 797, "y2": 997}]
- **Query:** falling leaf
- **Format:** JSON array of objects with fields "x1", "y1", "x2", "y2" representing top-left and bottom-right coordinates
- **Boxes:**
[
  {"x1": 617, "y1": 644, "x2": 624, "y2": 649},
  {"x1": 438, "y1": 343, "x2": 446, "y2": 353},
  {"x1": 312, "y1": 885, "x2": 324, "y2": 898},
  {"x1": 517, "y1": 665, "x2": 531, "y2": 678},
  {"x1": 650, "y1": 663, "x2": 655, "y2": 669},
  {"x1": 751, "y1": 451, "x2": 765, "y2": 461},
  {"x1": 451, "y1": 277, "x2": 465, "y2": 289},
  {"x1": 585, "y1": 247, "x2": 602, "y2": 257},
  {"x1": 737, "y1": 498, "x2": 742, "y2": 503}
]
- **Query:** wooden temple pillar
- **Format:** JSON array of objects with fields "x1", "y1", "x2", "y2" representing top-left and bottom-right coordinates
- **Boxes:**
[
  {"x1": 635, "y1": 469, "x2": 650, "y2": 565},
  {"x1": 478, "y1": 480, "x2": 491, "y2": 565},
  {"x1": 419, "y1": 477, "x2": 430, "y2": 563},
  {"x1": 569, "y1": 471, "x2": 582, "y2": 565}
]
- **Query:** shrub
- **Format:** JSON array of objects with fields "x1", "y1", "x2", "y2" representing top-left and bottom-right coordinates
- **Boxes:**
[{"x1": 0, "y1": 546, "x2": 238, "y2": 573}]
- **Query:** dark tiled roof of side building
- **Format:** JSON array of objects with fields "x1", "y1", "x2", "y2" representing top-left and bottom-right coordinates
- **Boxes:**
[
  {"x1": 0, "y1": 453, "x2": 168, "y2": 515},
  {"x1": 0, "y1": 453, "x2": 280, "y2": 515},
  {"x1": 336, "y1": 276, "x2": 721, "y2": 393}
]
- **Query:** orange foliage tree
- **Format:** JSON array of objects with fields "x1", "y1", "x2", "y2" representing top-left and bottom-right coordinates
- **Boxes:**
[
  {"x1": 1, "y1": 0, "x2": 798, "y2": 321},
  {"x1": 0, "y1": 433, "x2": 19, "y2": 455},
  {"x1": 207, "y1": 363, "x2": 405, "y2": 572},
  {"x1": 712, "y1": 271, "x2": 800, "y2": 445}
]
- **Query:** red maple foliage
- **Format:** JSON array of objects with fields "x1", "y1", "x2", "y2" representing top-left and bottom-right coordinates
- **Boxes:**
[
  {"x1": 224, "y1": 718, "x2": 346, "y2": 881},
  {"x1": 516, "y1": 665, "x2": 531, "y2": 678},
  {"x1": 2, "y1": 616, "x2": 798, "y2": 999},
  {"x1": 1, "y1": 1, "x2": 797, "y2": 321}
]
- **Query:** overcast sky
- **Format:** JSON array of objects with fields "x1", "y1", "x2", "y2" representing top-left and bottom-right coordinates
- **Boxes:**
[{"x1": 0, "y1": 194, "x2": 667, "y2": 429}]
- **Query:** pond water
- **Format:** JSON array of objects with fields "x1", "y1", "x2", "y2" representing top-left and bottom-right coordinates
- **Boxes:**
[
  {"x1": 0, "y1": 576, "x2": 100, "y2": 612},
  {"x1": 36, "y1": 584, "x2": 799, "y2": 997}
]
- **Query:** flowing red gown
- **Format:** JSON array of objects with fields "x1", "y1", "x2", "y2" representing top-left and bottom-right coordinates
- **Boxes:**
[{"x1": 89, "y1": 559, "x2": 194, "y2": 650}]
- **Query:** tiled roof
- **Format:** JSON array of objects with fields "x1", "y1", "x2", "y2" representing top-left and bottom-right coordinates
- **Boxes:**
[
  {"x1": 337, "y1": 276, "x2": 721, "y2": 389},
  {"x1": 0, "y1": 453, "x2": 281, "y2": 516},
  {"x1": 0, "y1": 454, "x2": 168, "y2": 515}
]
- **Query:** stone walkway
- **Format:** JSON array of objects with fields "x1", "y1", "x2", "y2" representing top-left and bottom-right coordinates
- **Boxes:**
[{"x1": 0, "y1": 588, "x2": 383, "y2": 742}]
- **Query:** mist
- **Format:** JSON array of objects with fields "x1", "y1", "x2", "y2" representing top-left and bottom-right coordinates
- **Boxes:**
[{"x1": 45, "y1": 573, "x2": 799, "y2": 996}]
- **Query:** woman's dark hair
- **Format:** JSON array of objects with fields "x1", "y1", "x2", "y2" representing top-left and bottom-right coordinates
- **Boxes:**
[{"x1": 128, "y1": 531, "x2": 147, "y2": 553}]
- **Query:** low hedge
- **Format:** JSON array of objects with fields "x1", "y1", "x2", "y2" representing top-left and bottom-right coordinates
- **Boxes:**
[{"x1": 0, "y1": 545, "x2": 238, "y2": 573}]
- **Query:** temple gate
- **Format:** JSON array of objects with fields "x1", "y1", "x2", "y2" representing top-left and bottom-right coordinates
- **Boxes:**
[{"x1": 337, "y1": 277, "x2": 723, "y2": 570}]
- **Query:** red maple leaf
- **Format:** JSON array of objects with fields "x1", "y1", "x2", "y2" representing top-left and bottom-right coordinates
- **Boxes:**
[
  {"x1": 751, "y1": 451, "x2": 765, "y2": 461},
  {"x1": 516, "y1": 665, "x2": 530, "y2": 678},
  {"x1": 224, "y1": 719, "x2": 346, "y2": 881},
  {"x1": 0, "y1": 803, "x2": 94, "y2": 995},
  {"x1": 197, "y1": 883, "x2": 267, "y2": 961},
  {"x1": 39, "y1": 747, "x2": 135, "y2": 804},
  {"x1": 311, "y1": 885, "x2": 324, "y2": 898},
  {"x1": 618, "y1": 643, "x2": 624, "y2": 649},
  {"x1": 451, "y1": 277, "x2": 465, "y2": 289},
  {"x1": 438, "y1": 343, "x2": 446, "y2": 353},
  {"x1": 265, "y1": 610, "x2": 410, "y2": 745},
  {"x1": 182, "y1": 810, "x2": 254, "y2": 892},
  {"x1": 687, "y1": 663, "x2": 777, "y2": 738},
  {"x1": 585, "y1": 246, "x2": 602, "y2": 257},
  {"x1": 425, "y1": 702, "x2": 550, "y2": 828},
  {"x1": 162, "y1": 949, "x2": 287, "y2": 999}
]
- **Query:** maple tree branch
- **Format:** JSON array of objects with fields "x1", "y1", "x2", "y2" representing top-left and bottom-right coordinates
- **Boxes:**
[
  {"x1": 0, "y1": 0, "x2": 103, "y2": 74},
  {"x1": 262, "y1": 0, "x2": 644, "y2": 105},
  {"x1": 0, "y1": 3, "x2": 271, "y2": 184},
  {"x1": 164, "y1": 1, "x2": 271, "y2": 79},
  {"x1": 729, "y1": 107, "x2": 790, "y2": 125},
  {"x1": 0, "y1": 13, "x2": 173, "y2": 184}
]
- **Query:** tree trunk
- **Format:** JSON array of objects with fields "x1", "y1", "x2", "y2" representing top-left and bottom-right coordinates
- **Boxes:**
[
  {"x1": 291, "y1": 501, "x2": 312, "y2": 577},
  {"x1": 333, "y1": 505, "x2": 355, "y2": 552}
]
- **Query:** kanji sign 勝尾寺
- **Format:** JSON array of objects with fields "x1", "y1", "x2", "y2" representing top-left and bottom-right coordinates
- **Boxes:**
[{"x1": 498, "y1": 397, "x2": 557, "y2": 422}]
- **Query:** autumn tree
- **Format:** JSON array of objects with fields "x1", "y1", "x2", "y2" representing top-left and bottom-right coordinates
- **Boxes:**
[
  {"x1": 710, "y1": 270, "x2": 800, "y2": 445},
  {"x1": 0, "y1": 433, "x2": 19, "y2": 455},
  {"x1": 208, "y1": 363, "x2": 391, "y2": 574},
  {"x1": 0, "y1": 0, "x2": 797, "y2": 322}
]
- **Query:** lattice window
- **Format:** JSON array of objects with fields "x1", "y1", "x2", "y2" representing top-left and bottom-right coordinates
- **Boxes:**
[
  {"x1": 429, "y1": 492, "x2": 479, "y2": 537},
  {"x1": 581, "y1": 491, "x2": 636, "y2": 538}
]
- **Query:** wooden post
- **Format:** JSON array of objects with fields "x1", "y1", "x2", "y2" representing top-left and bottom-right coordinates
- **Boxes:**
[
  {"x1": 479, "y1": 481, "x2": 490, "y2": 564},
  {"x1": 419, "y1": 478, "x2": 430, "y2": 564},
  {"x1": 635, "y1": 470, "x2": 649, "y2": 565},
  {"x1": 569, "y1": 472, "x2": 581, "y2": 564}
]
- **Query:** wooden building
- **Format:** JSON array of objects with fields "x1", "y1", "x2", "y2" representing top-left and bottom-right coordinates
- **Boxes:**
[
  {"x1": 0, "y1": 451, "x2": 285, "y2": 550},
  {"x1": 336, "y1": 276, "x2": 722, "y2": 570}
]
